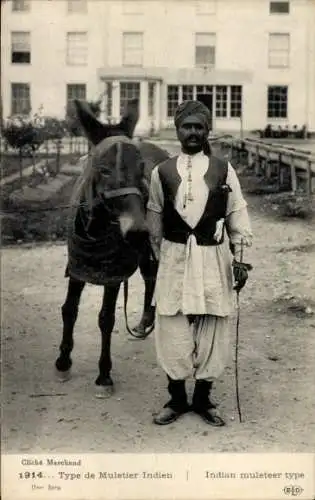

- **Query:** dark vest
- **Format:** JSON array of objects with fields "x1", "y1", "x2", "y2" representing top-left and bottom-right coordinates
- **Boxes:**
[{"x1": 158, "y1": 154, "x2": 231, "y2": 246}]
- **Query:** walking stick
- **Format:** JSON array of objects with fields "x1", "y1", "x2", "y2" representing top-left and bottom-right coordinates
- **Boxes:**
[{"x1": 235, "y1": 239, "x2": 244, "y2": 423}]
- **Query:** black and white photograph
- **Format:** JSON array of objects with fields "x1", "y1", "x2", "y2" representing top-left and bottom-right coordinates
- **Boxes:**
[{"x1": 1, "y1": 0, "x2": 315, "y2": 498}]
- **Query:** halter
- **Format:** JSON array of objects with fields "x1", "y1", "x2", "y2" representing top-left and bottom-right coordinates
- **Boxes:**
[
  {"x1": 75, "y1": 136, "x2": 145, "y2": 233},
  {"x1": 102, "y1": 186, "x2": 142, "y2": 199},
  {"x1": 93, "y1": 137, "x2": 144, "y2": 201},
  {"x1": 86, "y1": 185, "x2": 144, "y2": 234}
]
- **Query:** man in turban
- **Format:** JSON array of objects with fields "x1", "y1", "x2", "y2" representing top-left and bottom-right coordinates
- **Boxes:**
[{"x1": 147, "y1": 100, "x2": 253, "y2": 426}]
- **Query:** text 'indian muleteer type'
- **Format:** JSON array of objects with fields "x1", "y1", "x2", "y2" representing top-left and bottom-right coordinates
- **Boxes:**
[{"x1": 205, "y1": 471, "x2": 305, "y2": 480}]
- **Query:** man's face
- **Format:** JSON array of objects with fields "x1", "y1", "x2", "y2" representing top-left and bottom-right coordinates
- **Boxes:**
[{"x1": 176, "y1": 115, "x2": 209, "y2": 154}]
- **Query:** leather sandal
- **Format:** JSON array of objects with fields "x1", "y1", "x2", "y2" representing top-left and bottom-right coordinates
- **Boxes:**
[
  {"x1": 194, "y1": 407, "x2": 226, "y2": 427},
  {"x1": 153, "y1": 406, "x2": 188, "y2": 425}
]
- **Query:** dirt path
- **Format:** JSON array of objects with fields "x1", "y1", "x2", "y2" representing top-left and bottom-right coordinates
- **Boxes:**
[{"x1": 2, "y1": 194, "x2": 315, "y2": 454}]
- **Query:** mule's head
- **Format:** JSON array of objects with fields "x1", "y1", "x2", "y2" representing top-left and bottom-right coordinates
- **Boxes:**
[{"x1": 73, "y1": 98, "x2": 148, "y2": 238}]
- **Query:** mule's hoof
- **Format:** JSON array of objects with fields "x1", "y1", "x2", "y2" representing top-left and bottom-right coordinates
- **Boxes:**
[
  {"x1": 55, "y1": 368, "x2": 72, "y2": 383},
  {"x1": 95, "y1": 385, "x2": 115, "y2": 399}
]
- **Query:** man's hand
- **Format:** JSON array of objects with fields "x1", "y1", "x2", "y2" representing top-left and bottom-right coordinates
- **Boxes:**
[{"x1": 232, "y1": 260, "x2": 252, "y2": 292}]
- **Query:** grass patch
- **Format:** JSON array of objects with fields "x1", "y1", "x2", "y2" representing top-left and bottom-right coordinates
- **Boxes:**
[
  {"x1": 278, "y1": 193, "x2": 314, "y2": 220},
  {"x1": 1, "y1": 155, "x2": 34, "y2": 178},
  {"x1": 277, "y1": 243, "x2": 315, "y2": 254}
]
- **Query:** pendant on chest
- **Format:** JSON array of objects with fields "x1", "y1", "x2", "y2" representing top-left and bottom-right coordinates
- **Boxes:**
[{"x1": 183, "y1": 156, "x2": 194, "y2": 209}]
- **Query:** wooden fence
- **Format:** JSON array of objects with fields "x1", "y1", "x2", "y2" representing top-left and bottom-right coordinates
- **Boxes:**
[
  {"x1": 0, "y1": 136, "x2": 90, "y2": 156},
  {"x1": 214, "y1": 136, "x2": 315, "y2": 195},
  {"x1": 2, "y1": 133, "x2": 314, "y2": 196}
]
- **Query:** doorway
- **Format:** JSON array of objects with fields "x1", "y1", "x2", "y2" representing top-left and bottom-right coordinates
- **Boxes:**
[{"x1": 197, "y1": 93, "x2": 213, "y2": 131}]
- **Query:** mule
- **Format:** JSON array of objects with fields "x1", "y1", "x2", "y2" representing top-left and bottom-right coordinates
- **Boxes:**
[{"x1": 55, "y1": 99, "x2": 169, "y2": 397}]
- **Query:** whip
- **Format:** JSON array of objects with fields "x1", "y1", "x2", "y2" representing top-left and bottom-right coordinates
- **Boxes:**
[{"x1": 235, "y1": 238, "x2": 244, "y2": 423}]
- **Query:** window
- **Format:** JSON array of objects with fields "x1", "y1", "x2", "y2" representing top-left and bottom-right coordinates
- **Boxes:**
[
  {"x1": 167, "y1": 86, "x2": 179, "y2": 118},
  {"x1": 11, "y1": 83, "x2": 31, "y2": 115},
  {"x1": 123, "y1": 1, "x2": 143, "y2": 15},
  {"x1": 230, "y1": 86, "x2": 242, "y2": 117},
  {"x1": 66, "y1": 32, "x2": 88, "y2": 66},
  {"x1": 104, "y1": 82, "x2": 113, "y2": 117},
  {"x1": 148, "y1": 82, "x2": 155, "y2": 117},
  {"x1": 195, "y1": 0, "x2": 216, "y2": 15},
  {"x1": 268, "y1": 86, "x2": 288, "y2": 118},
  {"x1": 12, "y1": 0, "x2": 30, "y2": 12},
  {"x1": 120, "y1": 82, "x2": 140, "y2": 116},
  {"x1": 269, "y1": 33, "x2": 290, "y2": 68},
  {"x1": 11, "y1": 32, "x2": 31, "y2": 64},
  {"x1": 195, "y1": 33, "x2": 216, "y2": 67},
  {"x1": 122, "y1": 32, "x2": 143, "y2": 67},
  {"x1": 67, "y1": 84, "x2": 86, "y2": 106},
  {"x1": 215, "y1": 85, "x2": 227, "y2": 117},
  {"x1": 196, "y1": 85, "x2": 213, "y2": 97},
  {"x1": 67, "y1": 0, "x2": 87, "y2": 13},
  {"x1": 182, "y1": 85, "x2": 194, "y2": 101},
  {"x1": 270, "y1": 1, "x2": 290, "y2": 14}
]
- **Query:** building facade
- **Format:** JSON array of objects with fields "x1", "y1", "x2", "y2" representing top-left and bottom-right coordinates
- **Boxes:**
[{"x1": 1, "y1": 0, "x2": 315, "y2": 135}]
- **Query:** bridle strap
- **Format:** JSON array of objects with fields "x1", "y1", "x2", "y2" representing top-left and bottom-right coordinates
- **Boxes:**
[{"x1": 102, "y1": 187, "x2": 142, "y2": 199}]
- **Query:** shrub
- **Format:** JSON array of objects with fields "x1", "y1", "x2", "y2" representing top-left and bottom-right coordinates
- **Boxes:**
[
  {"x1": 2, "y1": 115, "x2": 43, "y2": 153},
  {"x1": 2, "y1": 114, "x2": 67, "y2": 154},
  {"x1": 279, "y1": 193, "x2": 314, "y2": 219},
  {"x1": 38, "y1": 116, "x2": 67, "y2": 141}
]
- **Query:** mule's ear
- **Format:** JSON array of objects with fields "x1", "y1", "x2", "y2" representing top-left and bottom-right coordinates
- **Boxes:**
[
  {"x1": 73, "y1": 99, "x2": 109, "y2": 145},
  {"x1": 119, "y1": 98, "x2": 139, "y2": 138}
]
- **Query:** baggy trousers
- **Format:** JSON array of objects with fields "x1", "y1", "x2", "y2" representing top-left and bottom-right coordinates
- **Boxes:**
[{"x1": 155, "y1": 313, "x2": 230, "y2": 381}]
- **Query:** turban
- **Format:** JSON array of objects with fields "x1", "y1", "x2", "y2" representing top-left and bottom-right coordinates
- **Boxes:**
[{"x1": 174, "y1": 100, "x2": 211, "y2": 129}]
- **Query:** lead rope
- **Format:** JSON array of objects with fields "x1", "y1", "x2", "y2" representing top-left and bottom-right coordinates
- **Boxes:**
[
  {"x1": 123, "y1": 279, "x2": 136, "y2": 337},
  {"x1": 123, "y1": 279, "x2": 155, "y2": 340},
  {"x1": 123, "y1": 245, "x2": 157, "y2": 339}
]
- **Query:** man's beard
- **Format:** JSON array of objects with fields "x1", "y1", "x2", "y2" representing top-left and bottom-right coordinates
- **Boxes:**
[{"x1": 182, "y1": 137, "x2": 206, "y2": 155}]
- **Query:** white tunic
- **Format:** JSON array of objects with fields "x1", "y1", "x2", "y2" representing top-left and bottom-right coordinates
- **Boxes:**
[{"x1": 147, "y1": 151, "x2": 252, "y2": 317}]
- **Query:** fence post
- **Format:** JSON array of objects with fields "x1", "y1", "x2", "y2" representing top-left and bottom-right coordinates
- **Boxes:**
[
  {"x1": 306, "y1": 159, "x2": 312, "y2": 196},
  {"x1": 290, "y1": 154, "x2": 297, "y2": 194},
  {"x1": 56, "y1": 139, "x2": 61, "y2": 175},
  {"x1": 265, "y1": 150, "x2": 272, "y2": 179},
  {"x1": 277, "y1": 153, "x2": 282, "y2": 191},
  {"x1": 19, "y1": 148, "x2": 23, "y2": 190},
  {"x1": 45, "y1": 140, "x2": 49, "y2": 172},
  {"x1": 254, "y1": 146, "x2": 260, "y2": 176},
  {"x1": 32, "y1": 147, "x2": 36, "y2": 175}
]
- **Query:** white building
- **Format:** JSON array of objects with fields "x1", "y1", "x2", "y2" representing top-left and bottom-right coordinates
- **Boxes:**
[{"x1": 1, "y1": 0, "x2": 315, "y2": 135}]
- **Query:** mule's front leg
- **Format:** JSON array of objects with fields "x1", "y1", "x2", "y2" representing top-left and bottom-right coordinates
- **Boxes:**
[
  {"x1": 55, "y1": 277, "x2": 85, "y2": 381},
  {"x1": 132, "y1": 251, "x2": 158, "y2": 338},
  {"x1": 95, "y1": 282, "x2": 121, "y2": 398}
]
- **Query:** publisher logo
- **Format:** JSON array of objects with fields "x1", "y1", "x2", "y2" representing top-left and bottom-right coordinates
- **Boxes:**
[{"x1": 283, "y1": 485, "x2": 304, "y2": 496}]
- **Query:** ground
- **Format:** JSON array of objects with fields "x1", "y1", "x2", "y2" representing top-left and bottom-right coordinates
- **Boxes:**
[{"x1": 2, "y1": 150, "x2": 315, "y2": 454}]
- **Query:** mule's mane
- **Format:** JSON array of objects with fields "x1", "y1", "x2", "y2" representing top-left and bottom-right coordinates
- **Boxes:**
[{"x1": 70, "y1": 135, "x2": 134, "y2": 213}]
